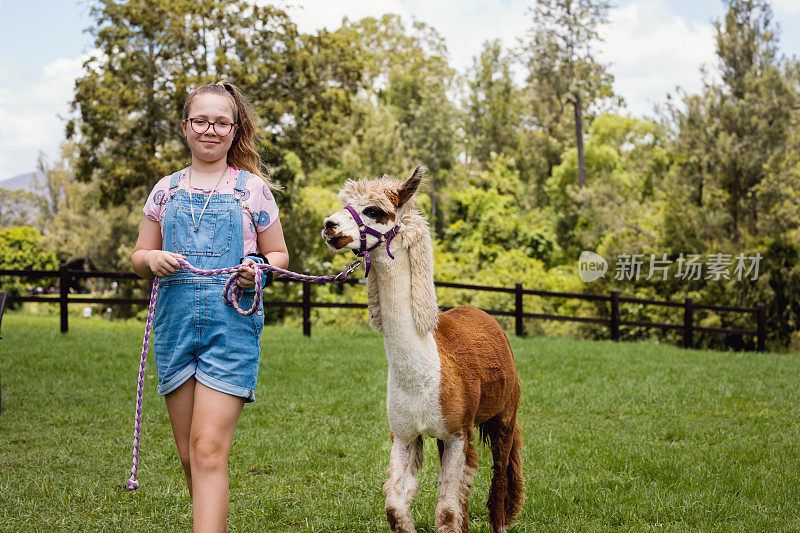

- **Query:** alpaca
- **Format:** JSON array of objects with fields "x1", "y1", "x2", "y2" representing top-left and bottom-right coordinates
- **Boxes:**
[{"x1": 322, "y1": 166, "x2": 524, "y2": 533}]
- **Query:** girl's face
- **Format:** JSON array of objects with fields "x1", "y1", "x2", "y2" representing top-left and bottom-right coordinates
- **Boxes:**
[{"x1": 181, "y1": 93, "x2": 237, "y2": 164}]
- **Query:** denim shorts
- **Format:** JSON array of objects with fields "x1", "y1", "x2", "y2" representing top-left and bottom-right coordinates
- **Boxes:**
[{"x1": 152, "y1": 276, "x2": 264, "y2": 402}]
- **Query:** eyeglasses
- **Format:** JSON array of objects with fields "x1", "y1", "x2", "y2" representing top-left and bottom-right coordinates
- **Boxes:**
[{"x1": 185, "y1": 117, "x2": 237, "y2": 136}]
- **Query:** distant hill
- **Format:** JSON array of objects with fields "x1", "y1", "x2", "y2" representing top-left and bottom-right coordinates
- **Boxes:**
[{"x1": 0, "y1": 171, "x2": 45, "y2": 193}]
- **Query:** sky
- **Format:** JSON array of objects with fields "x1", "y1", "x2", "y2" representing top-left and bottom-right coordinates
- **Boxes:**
[{"x1": 1, "y1": 0, "x2": 800, "y2": 181}]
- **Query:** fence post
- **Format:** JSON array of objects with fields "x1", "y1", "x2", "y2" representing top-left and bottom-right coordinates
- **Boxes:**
[
  {"x1": 514, "y1": 282, "x2": 525, "y2": 337},
  {"x1": 683, "y1": 297, "x2": 693, "y2": 349},
  {"x1": 756, "y1": 303, "x2": 766, "y2": 352},
  {"x1": 59, "y1": 262, "x2": 69, "y2": 334},
  {"x1": 610, "y1": 290, "x2": 620, "y2": 341},
  {"x1": 302, "y1": 278, "x2": 311, "y2": 337}
]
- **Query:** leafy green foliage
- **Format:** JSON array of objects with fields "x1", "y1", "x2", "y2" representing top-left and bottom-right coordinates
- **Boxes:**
[
  {"x1": 463, "y1": 41, "x2": 524, "y2": 167},
  {"x1": 0, "y1": 226, "x2": 59, "y2": 300},
  {"x1": 0, "y1": 227, "x2": 58, "y2": 271},
  {"x1": 0, "y1": 188, "x2": 39, "y2": 230}
]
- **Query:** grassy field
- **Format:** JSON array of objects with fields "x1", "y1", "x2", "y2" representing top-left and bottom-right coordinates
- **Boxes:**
[{"x1": 1, "y1": 313, "x2": 800, "y2": 532}]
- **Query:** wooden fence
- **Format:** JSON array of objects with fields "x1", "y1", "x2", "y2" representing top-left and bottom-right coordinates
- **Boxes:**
[{"x1": 0, "y1": 264, "x2": 766, "y2": 350}]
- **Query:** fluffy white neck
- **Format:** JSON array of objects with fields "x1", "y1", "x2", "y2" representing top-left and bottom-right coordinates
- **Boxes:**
[{"x1": 370, "y1": 247, "x2": 439, "y2": 389}]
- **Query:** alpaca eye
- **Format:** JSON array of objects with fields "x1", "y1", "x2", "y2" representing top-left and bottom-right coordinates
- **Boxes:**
[{"x1": 363, "y1": 207, "x2": 385, "y2": 219}]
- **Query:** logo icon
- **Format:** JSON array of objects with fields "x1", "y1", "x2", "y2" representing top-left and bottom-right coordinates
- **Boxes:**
[{"x1": 578, "y1": 251, "x2": 607, "y2": 282}]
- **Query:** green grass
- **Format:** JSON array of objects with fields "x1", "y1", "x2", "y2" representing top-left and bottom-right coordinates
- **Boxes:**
[{"x1": 1, "y1": 313, "x2": 800, "y2": 531}]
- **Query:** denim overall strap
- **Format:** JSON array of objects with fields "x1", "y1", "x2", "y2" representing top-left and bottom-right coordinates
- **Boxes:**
[
  {"x1": 168, "y1": 168, "x2": 185, "y2": 196},
  {"x1": 161, "y1": 171, "x2": 181, "y2": 255},
  {"x1": 233, "y1": 169, "x2": 248, "y2": 199}
]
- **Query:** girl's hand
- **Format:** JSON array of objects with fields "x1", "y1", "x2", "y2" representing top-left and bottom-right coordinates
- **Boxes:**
[
  {"x1": 146, "y1": 251, "x2": 186, "y2": 278},
  {"x1": 237, "y1": 258, "x2": 257, "y2": 290}
]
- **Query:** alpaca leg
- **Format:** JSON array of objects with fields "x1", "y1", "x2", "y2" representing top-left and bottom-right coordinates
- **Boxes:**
[
  {"x1": 435, "y1": 433, "x2": 476, "y2": 533},
  {"x1": 383, "y1": 435, "x2": 423, "y2": 533},
  {"x1": 503, "y1": 420, "x2": 525, "y2": 526},
  {"x1": 461, "y1": 436, "x2": 478, "y2": 533},
  {"x1": 486, "y1": 418, "x2": 515, "y2": 533}
]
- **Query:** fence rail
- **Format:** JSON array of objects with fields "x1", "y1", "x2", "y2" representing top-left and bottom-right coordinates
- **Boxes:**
[{"x1": 0, "y1": 264, "x2": 766, "y2": 350}]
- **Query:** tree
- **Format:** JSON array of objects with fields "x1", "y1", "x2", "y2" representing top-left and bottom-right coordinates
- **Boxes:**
[
  {"x1": 33, "y1": 150, "x2": 70, "y2": 229},
  {"x1": 337, "y1": 15, "x2": 458, "y2": 234},
  {"x1": 68, "y1": 0, "x2": 365, "y2": 206},
  {"x1": 339, "y1": 101, "x2": 408, "y2": 180},
  {"x1": 665, "y1": 0, "x2": 797, "y2": 243},
  {"x1": 0, "y1": 227, "x2": 59, "y2": 271},
  {"x1": 34, "y1": 142, "x2": 136, "y2": 270},
  {"x1": 340, "y1": 14, "x2": 452, "y2": 106},
  {"x1": 463, "y1": 40, "x2": 524, "y2": 167},
  {"x1": 544, "y1": 113, "x2": 668, "y2": 253},
  {"x1": 0, "y1": 189, "x2": 39, "y2": 230},
  {"x1": 519, "y1": 0, "x2": 618, "y2": 189}
]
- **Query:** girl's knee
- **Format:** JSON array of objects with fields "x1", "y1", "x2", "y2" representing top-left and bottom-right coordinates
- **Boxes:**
[{"x1": 190, "y1": 434, "x2": 229, "y2": 472}]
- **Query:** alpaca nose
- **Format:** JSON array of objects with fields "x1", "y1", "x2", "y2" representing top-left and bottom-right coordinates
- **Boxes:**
[{"x1": 324, "y1": 219, "x2": 338, "y2": 230}]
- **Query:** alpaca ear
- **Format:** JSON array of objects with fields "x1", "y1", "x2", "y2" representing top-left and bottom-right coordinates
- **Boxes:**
[
  {"x1": 397, "y1": 165, "x2": 426, "y2": 208},
  {"x1": 406, "y1": 220, "x2": 439, "y2": 335}
]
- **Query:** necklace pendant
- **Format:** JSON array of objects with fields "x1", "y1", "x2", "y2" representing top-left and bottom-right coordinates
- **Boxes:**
[{"x1": 193, "y1": 226, "x2": 199, "y2": 232}]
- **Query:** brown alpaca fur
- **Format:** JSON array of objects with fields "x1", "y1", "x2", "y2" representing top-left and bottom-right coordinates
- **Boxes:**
[{"x1": 435, "y1": 306, "x2": 524, "y2": 530}]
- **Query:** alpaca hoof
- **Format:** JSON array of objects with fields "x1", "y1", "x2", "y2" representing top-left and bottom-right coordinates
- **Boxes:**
[
  {"x1": 490, "y1": 526, "x2": 507, "y2": 533},
  {"x1": 435, "y1": 507, "x2": 461, "y2": 533},
  {"x1": 386, "y1": 507, "x2": 416, "y2": 533}
]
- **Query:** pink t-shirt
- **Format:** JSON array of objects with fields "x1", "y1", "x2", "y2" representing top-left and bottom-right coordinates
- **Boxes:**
[{"x1": 143, "y1": 167, "x2": 279, "y2": 256}]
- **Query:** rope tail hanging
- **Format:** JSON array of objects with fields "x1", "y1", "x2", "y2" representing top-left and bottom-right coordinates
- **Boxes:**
[
  {"x1": 126, "y1": 279, "x2": 159, "y2": 490},
  {"x1": 125, "y1": 257, "x2": 361, "y2": 490}
]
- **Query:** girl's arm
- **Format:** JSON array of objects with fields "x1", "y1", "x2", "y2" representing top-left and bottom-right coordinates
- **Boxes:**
[
  {"x1": 258, "y1": 217, "x2": 289, "y2": 270},
  {"x1": 132, "y1": 215, "x2": 186, "y2": 279}
]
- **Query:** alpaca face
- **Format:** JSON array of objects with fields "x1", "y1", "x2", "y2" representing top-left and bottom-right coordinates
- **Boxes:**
[
  {"x1": 322, "y1": 201, "x2": 397, "y2": 253},
  {"x1": 322, "y1": 166, "x2": 426, "y2": 254}
]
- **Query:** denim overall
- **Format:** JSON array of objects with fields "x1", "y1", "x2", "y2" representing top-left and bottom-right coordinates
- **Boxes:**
[{"x1": 152, "y1": 167, "x2": 263, "y2": 402}]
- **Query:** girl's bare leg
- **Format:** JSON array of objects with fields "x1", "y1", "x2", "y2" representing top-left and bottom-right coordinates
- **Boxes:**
[
  {"x1": 189, "y1": 381, "x2": 245, "y2": 533},
  {"x1": 165, "y1": 376, "x2": 197, "y2": 498}
]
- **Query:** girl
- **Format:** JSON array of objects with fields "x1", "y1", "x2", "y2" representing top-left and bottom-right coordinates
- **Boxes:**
[{"x1": 131, "y1": 80, "x2": 289, "y2": 532}]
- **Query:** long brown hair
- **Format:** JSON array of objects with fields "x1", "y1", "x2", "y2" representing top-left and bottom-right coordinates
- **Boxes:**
[{"x1": 182, "y1": 80, "x2": 279, "y2": 189}]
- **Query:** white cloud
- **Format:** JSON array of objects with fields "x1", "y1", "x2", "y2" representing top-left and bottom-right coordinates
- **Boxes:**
[
  {"x1": 0, "y1": 52, "x2": 92, "y2": 178},
  {"x1": 773, "y1": 0, "x2": 800, "y2": 14},
  {"x1": 283, "y1": 0, "x2": 530, "y2": 74},
  {"x1": 598, "y1": 0, "x2": 718, "y2": 118},
  {"x1": 284, "y1": 0, "x2": 406, "y2": 32}
]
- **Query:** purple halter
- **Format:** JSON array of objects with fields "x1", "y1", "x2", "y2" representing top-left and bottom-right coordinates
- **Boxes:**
[{"x1": 344, "y1": 205, "x2": 400, "y2": 277}]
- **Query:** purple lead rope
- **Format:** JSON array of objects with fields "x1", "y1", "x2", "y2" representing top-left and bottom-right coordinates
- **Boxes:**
[{"x1": 125, "y1": 257, "x2": 362, "y2": 490}]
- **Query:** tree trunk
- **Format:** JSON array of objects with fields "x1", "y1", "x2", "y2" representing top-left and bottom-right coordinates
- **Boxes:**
[
  {"x1": 731, "y1": 192, "x2": 740, "y2": 244},
  {"x1": 696, "y1": 178, "x2": 703, "y2": 207},
  {"x1": 574, "y1": 93, "x2": 586, "y2": 188}
]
